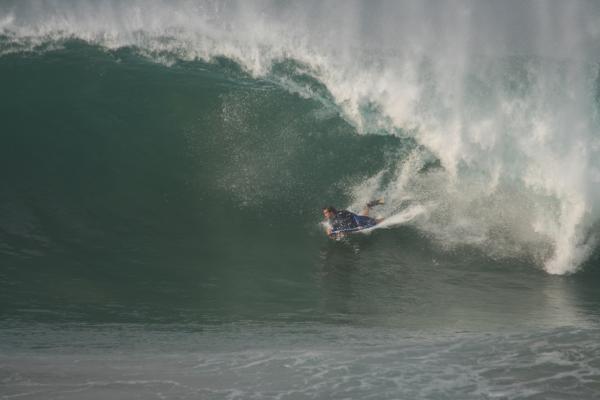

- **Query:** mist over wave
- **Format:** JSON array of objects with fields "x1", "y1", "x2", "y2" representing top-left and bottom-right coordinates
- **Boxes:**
[{"x1": 3, "y1": 0, "x2": 600, "y2": 273}]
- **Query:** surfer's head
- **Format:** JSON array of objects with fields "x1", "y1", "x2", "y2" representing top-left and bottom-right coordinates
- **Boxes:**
[{"x1": 322, "y1": 206, "x2": 337, "y2": 220}]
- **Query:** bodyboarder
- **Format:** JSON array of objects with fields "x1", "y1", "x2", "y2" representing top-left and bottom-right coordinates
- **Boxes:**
[{"x1": 322, "y1": 199, "x2": 384, "y2": 237}]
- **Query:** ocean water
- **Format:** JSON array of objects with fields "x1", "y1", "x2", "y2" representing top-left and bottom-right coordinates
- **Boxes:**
[{"x1": 2, "y1": 1, "x2": 600, "y2": 399}]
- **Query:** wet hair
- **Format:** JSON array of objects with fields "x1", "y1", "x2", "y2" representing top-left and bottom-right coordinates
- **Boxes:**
[{"x1": 323, "y1": 206, "x2": 337, "y2": 214}]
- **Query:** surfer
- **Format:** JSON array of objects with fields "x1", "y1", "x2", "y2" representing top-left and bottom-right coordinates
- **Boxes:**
[{"x1": 322, "y1": 199, "x2": 384, "y2": 237}]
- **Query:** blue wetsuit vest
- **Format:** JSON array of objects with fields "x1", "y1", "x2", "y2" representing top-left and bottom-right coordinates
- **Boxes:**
[{"x1": 331, "y1": 210, "x2": 377, "y2": 233}]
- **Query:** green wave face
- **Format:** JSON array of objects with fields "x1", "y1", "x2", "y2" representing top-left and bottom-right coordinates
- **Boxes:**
[
  {"x1": 0, "y1": 42, "x2": 412, "y2": 323},
  {"x1": 2, "y1": 1, "x2": 600, "y2": 327}
]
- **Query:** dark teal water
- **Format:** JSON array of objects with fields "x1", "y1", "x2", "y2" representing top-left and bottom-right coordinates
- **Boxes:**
[
  {"x1": 2, "y1": 40, "x2": 600, "y2": 399},
  {"x1": 0, "y1": 42, "x2": 404, "y2": 323}
]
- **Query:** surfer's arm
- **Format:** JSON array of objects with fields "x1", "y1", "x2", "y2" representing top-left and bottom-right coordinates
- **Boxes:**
[{"x1": 326, "y1": 225, "x2": 343, "y2": 238}]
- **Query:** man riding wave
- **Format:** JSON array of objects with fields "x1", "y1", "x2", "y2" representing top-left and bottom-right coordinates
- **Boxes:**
[{"x1": 322, "y1": 199, "x2": 384, "y2": 237}]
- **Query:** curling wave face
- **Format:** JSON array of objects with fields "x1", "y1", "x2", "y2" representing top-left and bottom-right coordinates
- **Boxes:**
[{"x1": 2, "y1": 0, "x2": 600, "y2": 277}]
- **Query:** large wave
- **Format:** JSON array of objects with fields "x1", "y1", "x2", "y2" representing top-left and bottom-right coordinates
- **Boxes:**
[{"x1": 3, "y1": 0, "x2": 600, "y2": 274}]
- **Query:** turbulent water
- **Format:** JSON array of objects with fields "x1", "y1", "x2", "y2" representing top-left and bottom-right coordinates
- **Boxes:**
[{"x1": 2, "y1": 1, "x2": 600, "y2": 399}]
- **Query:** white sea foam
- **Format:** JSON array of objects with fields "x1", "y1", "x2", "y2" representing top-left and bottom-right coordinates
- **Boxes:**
[
  {"x1": 3, "y1": 0, "x2": 600, "y2": 273},
  {"x1": 374, "y1": 205, "x2": 427, "y2": 230}
]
